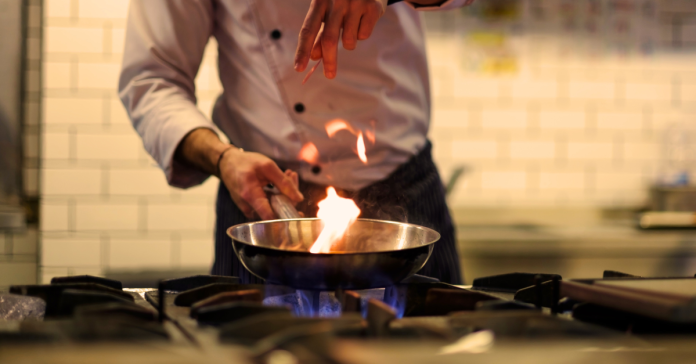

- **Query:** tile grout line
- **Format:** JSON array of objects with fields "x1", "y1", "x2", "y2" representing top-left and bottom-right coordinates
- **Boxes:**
[
  {"x1": 69, "y1": 0, "x2": 79, "y2": 24},
  {"x1": 171, "y1": 232, "x2": 181, "y2": 269},
  {"x1": 100, "y1": 232, "x2": 110, "y2": 271},
  {"x1": 100, "y1": 162, "x2": 110, "y2": 198},
  {"x1": 102, "y1": 21, "x2": 112, "y2": 59},
  {"x1": 138, "y1": 197, "x2": 148, "y2": 234}
]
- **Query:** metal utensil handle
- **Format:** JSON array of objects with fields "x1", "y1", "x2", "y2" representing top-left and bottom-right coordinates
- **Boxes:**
[{"x1": 269, "y1": 194, "x2": 301, "y2": 219}]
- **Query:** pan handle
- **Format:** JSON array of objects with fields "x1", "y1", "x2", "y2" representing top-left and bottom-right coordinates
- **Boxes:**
[{"x1": 265, "y1": 185, "x2": 301, "y2": 219}]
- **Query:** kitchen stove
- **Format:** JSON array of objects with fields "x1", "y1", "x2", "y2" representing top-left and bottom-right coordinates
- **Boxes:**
[{"x1": 3, "y1": 270, "x2": 696, "y2": 363}]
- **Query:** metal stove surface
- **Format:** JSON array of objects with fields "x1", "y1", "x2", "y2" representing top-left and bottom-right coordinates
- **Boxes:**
[{"x1": 3, "y1": 271, "x2": 696, "y2": 364}]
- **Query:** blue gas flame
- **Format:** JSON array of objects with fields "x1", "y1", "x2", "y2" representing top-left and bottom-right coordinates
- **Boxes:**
[
  {"x1": 381, "y1": 286, "x2": 407, "y2": 319},
  {"x1": 262, "y1": 287, "x2": 406, "y2": 318},
  {"x1": 263, "y1": 289, "x2": 342, "y2": 317}
]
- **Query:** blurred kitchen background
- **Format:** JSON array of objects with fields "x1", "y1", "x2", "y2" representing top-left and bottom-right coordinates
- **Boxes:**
[{"x1": 3, "y1": 0, "x2": 696, "y2": 288}]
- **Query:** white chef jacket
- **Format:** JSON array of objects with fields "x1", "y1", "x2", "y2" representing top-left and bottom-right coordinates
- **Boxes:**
[{"x1": 119, "y1": 0, "x2": 472, "y2": 190}]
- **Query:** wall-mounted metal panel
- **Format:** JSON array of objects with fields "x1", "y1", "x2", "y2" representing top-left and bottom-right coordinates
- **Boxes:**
[{"x1": 0, "y1": 0, "x2": 25, "y2": 228}]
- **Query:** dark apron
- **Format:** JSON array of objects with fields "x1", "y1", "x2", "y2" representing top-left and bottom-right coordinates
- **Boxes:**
[{"x1": 211, "y1": 141, "x2": 463, "y2": 285}]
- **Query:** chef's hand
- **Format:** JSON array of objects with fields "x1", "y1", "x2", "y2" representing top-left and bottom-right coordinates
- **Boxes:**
[
  {"x1": 293, "y1": 0, "x2": 474, "y2": 79},
  {"x1": 294, "y1": 0, "x2": 388, "y2": 79},
  {"x1": 219, "y1": 148, "x2": 304, "y2": 220}
]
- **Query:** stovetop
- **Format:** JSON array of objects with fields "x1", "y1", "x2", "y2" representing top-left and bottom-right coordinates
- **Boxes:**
[{"x1": 2, "y1": 271, "x2": 696, "y2": 364}]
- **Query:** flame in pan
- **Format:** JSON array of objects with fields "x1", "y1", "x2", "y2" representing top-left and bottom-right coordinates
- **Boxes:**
[{"x1": 309, "y1": 187, "x2": 360, "y2": 254}]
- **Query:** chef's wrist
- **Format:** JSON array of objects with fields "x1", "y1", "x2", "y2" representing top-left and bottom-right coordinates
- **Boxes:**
[
  {"x1": 215, "y1": 146, "x2": 242, "y2": 178},
  {"x1": 175, "y1": 128, "x2": 229, "y2": 177}
]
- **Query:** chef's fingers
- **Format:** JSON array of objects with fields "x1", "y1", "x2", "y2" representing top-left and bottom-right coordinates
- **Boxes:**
[
  {"x1": 260, "y1": 162, "x2": 304, "y2": 203},
  {"x1": 287, "y1": 170, "x2": 302, "y2": 210},
  {"x1": 283, "y1": 169, "x2": 299, "y2": 189},
  {"x1": 342, "y1": 3, "x2": 363, "y2": 50},
  {"x1": 230, "y1": 193, "x2": 256, "y2": 220},
  {"x1": 221, "y1": 171, "x2": 256, "y2": 219},
  {"x1": 321, "y1": 0, "x2": 345, "y2": 79},
  {"x1": 310, "y1": 43, "x2": 323, "y2": 61},
  {"x1": 295, "y1": 0, "x2": 326, "y2": 72},
  {"x1": 242, "y1": 185, "x2": 276, "y2": 220},
  {"x1": 357, "y1": 2, "x2": 382, "y2": 40},
  {"x1": 310, "y1": 25, "x2": 324, "y2": 61},
  {"x1": 284, "y1": 169, "x2": 300, "y2": 188}
]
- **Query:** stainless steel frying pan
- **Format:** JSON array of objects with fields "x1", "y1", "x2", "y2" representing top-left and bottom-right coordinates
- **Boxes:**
[
  {"x1": 227, "y1": 218, "x2": 439, "y2": 290},
  {"x1": 226, "y1": 189, "x2": 440, "y2": 290}
]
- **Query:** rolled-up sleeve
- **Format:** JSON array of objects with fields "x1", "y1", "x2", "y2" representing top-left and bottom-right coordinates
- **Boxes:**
[
  {"x1": 404, "y1": 0, "x2": 476, "y2": 11},
  {"x1": 119, "y1": 0, "x2": 216, "y2": 189}
]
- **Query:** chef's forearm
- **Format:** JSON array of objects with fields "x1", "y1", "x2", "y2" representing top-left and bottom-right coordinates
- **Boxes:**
[{"x1": 174, "y1": 128, "x2": 231, "y2": 177}]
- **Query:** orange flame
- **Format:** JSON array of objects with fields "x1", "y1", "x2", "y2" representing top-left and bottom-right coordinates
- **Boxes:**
[
  {"x1": 298, "y1": 142, "x2": 319, "y2": 164},
  {"x1": 309, "y1": 187, "x2": 361, "y2": 254},
  {"x1": 365, "y1": 129, "x2": 375, "y2": 144},
  {"x1": 325, "y1": 119, "x2": 356, "y2": 138},
  {"x1": 366, "y1": 120, "x2": 376, "y2": 144},
  {"x1": 324, "y1": 119, "x2": 369, "y2": 164},
  {"x1": 357, "y1": 132, "x2": 367, "y2": 164}
]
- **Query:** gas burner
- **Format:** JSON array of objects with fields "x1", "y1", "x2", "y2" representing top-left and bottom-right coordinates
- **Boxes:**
[
  {"x1": 472, "y1": 272, "x2": 562, "y2": 293},
  {"x1": 5, "y1": 269, "x2": 696, "y2": 360},
  {"x1": 3, "y1": 275, "x2": 168, "y2": 343},
  {"x1": 10, "y1": 282, "x2": 137, "y2": 318},
  {"x1": 159, "y1": 274, "x2": 499, "y2": 322}
]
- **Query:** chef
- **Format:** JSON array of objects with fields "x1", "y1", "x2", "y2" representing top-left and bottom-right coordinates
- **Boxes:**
[{"x1": 119, "y1": 0, "x2": 475, "y2": 285}]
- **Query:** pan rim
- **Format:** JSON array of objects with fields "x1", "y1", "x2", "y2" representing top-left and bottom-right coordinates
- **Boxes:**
[{"x1": 226, "y1": 217, "x2": 441, "y2": 255}]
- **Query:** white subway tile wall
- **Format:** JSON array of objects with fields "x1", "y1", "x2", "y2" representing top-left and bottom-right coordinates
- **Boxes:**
[
  {"x1": 40, "y1": 0, "x2": 219, "y2": 282},
  {"x1": 39, "y1": 0, "x2": 696, "y2": 281},
  {"x1": 42, "y1": 238, "x2": 101, "y2": 268},
  {"x1": 108, "y1": 240, "x2": 172, "y2": 270},
  {"x1": 428, "y1": 0, "x2": 696, "y2": 209}
]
